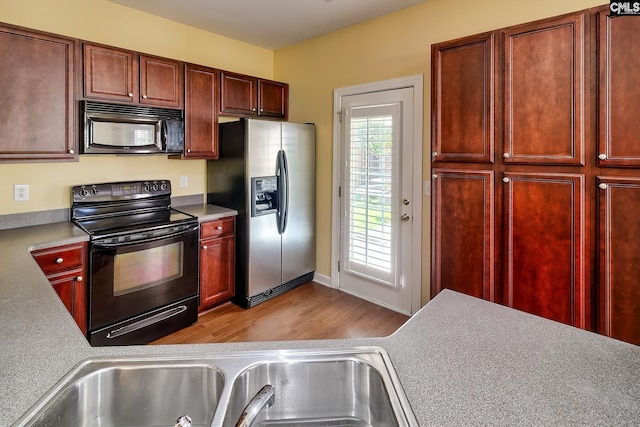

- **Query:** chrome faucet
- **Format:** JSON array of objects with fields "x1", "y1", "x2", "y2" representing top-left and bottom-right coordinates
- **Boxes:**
[{"x1": 234, "y1": 384, "x2": 275, "y2": 427}]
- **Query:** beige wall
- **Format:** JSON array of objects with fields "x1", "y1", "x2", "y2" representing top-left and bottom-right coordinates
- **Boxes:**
[
  {"x1": 0, "y1": 0, "x2": 273, "y2": 215},
  {"x1": 274, "y1": 0, "x2": 605, "y2": 305}
]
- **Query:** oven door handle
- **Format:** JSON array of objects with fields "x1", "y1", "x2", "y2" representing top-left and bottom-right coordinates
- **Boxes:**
[
  {"x1": 92, "y1": 225, "x2": 199, "y2": 249},
  {"x1": 106, "y1": 305, "x2": 188, "y2": 339}
]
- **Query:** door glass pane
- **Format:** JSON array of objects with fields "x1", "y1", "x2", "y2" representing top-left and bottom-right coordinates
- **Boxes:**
[{"x1": 344, "y1": 104, "x2": 399, "y2": 287}]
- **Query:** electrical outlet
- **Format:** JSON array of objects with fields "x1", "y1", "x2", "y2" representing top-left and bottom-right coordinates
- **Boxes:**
[
  {"x1": 180, "y1": 176, "x2": 188, "y2": 188},
  {"x1": 14, "y1": 184, "x2": 29, "y2": 202}
]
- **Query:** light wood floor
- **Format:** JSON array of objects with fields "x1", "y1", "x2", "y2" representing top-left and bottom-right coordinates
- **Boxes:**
[{"x1": 150, "y1": 282, "x2": 409, "y2": 345}]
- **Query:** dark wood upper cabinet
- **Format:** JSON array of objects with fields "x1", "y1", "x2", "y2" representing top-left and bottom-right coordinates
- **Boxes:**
[
  {"x1": 503, "y1": 172, "x2": 587, "y2": 328},
  {"x1": 220, "y1": 70, "x2": 257, "y2": 115},
  {"x1": 432, "y1": 32, "x2": 495, "y2": 164},
  {"x1": 83, "y1": 44, "x2": 183, "y2": 108},
  {"x1": 181, "y1": 63, "x2": 219, "y2": 159},
  {"x1": 0, "y1": 24, "x2": 77, "y2": 162},
  {"x1": 258, "y1": 79, "x2": 289, "y2": 118},
  {"x1": 220, "y1": 70, "x2": 288, "y2": 119},
  {"x1": 597, "y1": 177, "x2": 640, "y2": 345},
  {"x1": 503, "y1": 13, "x2": 586, "y2": 165},
  {"x1": 597, "y1": 12, "x2": 640, "y2": 167},
  {"x1": 431, "y1": 169, "x2": 496, "y2": 301}
]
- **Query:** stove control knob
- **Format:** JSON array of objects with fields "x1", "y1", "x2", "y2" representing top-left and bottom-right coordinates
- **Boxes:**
[
  {"x1": 143, "y1": 182, "x2": 151, "y2": 192},
  {"x1": 160, "y1": 182, "x2": 168, "y2": 191},
  {"x1": 152, "y1": 182, "x2": 159, "y2": 191},
  {"x1": 79, "y1": 187, "x2": 89, "y2": 198},
  {"x1": 90, "y1": 186, "x2": 99, "y2": 196}
]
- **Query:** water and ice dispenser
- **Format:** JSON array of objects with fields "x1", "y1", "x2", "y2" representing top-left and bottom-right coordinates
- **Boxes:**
[{"x1": 251, "y1": 176, "x2": 278, "y2": 217}]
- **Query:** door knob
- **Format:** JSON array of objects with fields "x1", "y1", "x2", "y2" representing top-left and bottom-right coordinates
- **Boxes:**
[
  {"x1": 403, "y1": 198, "x2": 410, "y2": 205},
  {"x1": 401, "y1": 214, "x2": 410, "y2": 221}
]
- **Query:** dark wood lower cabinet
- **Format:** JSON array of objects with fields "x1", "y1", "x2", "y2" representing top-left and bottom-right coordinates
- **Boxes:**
[
  {"x1": 503, "y1": 173, "x2": 587, "y2": 328},
  {"x1": 598, "y1": 177, "x2": 640, "y2": 345},
  {"x1": 432, "y1": 169, "x2": 495, "y2": 300},
  {"x1": 199, "y1": 217, "x2": 236, "y2": 312}
]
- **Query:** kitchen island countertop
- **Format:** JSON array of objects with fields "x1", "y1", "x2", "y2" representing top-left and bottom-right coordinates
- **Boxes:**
[{"x1": 1, "y1": 221, "x2": 639, "y2": 426}]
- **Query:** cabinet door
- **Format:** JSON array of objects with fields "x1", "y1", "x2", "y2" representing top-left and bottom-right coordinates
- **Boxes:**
[
  {"x1": 503, "y1": 172, "x2": 587, "y2": 327},
  {"x1": 0, "y1": 25, "x2": 76, "y2": 161},
  {"x1": 258, "y1": 79, "x2": 288, "y2": 118},
  {"x1": 139, "y1": 54, "x2": 183, "y2": 108},
  {"x1": 49, "y1": 269, "x2": 87, "y2": 336},
  {"x1": 431, "y1": 169, "x2": 496, "y2": 300},
  {"x1": 597, "y1": 177, "x2": 640, "y2": 345},
  {"x1": 183, "y1": 64, "x2": 218, "y2": 159},
  {"x1": 83, "y1": 44, "x2": 138, "y2": 103},
  {"x1": 503, "y1": 13, "x2": 586, "y2": 165},
  {"x1": 219, "y1": 70, "x2": 257, "y2": 115},
  {"x1": 200, "y1": 235, "x2": 235, "y2": 311},
  {"x1": 597, "y1": 12, "x2": 640, "y2": 167},
  {"x1": 432, "y1": 33, "x2": 495, "y2": 164}
]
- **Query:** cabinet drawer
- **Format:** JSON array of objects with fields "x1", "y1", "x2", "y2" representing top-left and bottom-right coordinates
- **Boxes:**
[
  {"x1": 200, "y1": 217, "x2": 235, "y2": 239},
  {"x1": 31, "y1": 243, "x2": 86, "y2": 276}
]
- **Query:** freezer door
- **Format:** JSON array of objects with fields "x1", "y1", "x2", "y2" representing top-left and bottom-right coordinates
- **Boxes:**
[
  {"x1": 281, "y1": 122, "x2": 316, "y2": 284},
  {"x1": 246, "y1": 119, "x2": 283, "y2": 296}
]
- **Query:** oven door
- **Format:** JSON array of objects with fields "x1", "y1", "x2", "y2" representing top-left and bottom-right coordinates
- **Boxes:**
[{"x1": 89, "y1": 224, "x2": 199, "y2": 332}]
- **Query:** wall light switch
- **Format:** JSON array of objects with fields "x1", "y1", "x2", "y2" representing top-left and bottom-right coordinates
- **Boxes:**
[
  {"x1": 180, "y1": 176, "x2": 188, "y2": 188},
  {"x1": 14, "y1": 184, "x2": 29, "y2": 201},
  {"x1": 424, "y1": 181, "x2": 431, "y2": 197}
]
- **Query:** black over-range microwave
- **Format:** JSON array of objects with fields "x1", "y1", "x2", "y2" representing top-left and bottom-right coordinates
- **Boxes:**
[{"x1": 82, "y1": 101, "x2": 184, "y2": 154}]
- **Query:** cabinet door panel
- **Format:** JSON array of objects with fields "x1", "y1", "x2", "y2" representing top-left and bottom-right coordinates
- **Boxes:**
[
  {"x1": 200, "y1": 235, "x2": 235, "y2": 311},
  {"x1": 84, "y1": 44, "x2": 137, "y2": 103},
  {"x1": 432, "y1": 33, "x2": 495, "y2": 163},
  {"x1": 50, "y1": 269, "x2": 87, "y2": 336},
  {"x1": 140, "y1": 55, "x2": 183, "y2": 108},
  {"x1": 598, "y1": 12, "x2": 640, "y2": 167},
  {"x1": 0, "y1": 26, "x2": 76, "y2": 161},
  {"x1": 184, "y1": 64, "x2": 218, "y2": 159},
  {"x1": 432, "y1": 169, "x2": 495, "y2": 300},
  {"x1": 504, "y1": 14, "x2": 585, "y2": 165},
  {"x1": 258, "y1": 79, "x2": 288, "y2": 118},
  {"x1": 503, "y1": 173, "x2": 587, "y2": 327},
  {"x1": 598, "y1": 177, "x2": 640, "y2": 345},
  {"x1": 220, "y1": 70, "x2": 257, "y2": 115}
]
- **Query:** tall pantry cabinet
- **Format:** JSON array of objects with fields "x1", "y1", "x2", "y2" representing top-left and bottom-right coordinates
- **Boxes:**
[{"x1": 431, "y1": 5, "x2": 640, "y2": 345}]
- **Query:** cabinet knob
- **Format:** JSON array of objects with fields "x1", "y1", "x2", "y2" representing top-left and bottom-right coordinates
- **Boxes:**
[
  {"x1": 142, "y1": 94, "x2": 148, "y2": 99},
  {"x1": 252, "y1": 107, "x2": 256, "y2": 112},
  {"x1": 432, "y1": 151, "x2": 438, "y2": 157},
  {"x1": 260, "y1": 108, "x2": 264, "y2": 112},
  {"x1": 202, "y1": 245, "x2": 208, "y2": 250},
  {"x1": 432, "y1": 174, "x2": 438, "y2": 179},
  {"x1": 128, "y1": 93, "x2": 134, "y2": 98},
  {"x1": 503, "y1": 177, "x2": 510, "y2": 183},
  {"x1": 187, "y1": 149, "x2": 192, "y2": 153},
  {"x1": 598, "y1": 154, "x2": 607, "y2": 160},
  {"x1": 55, "y1": 258, "x2": 63, "y2": 264},
  {"x1": 503, "y1": 153, "x2": 511, "y2": 159},
  {"x1": 76, "y1": 276, "x2": 83, "y2": 282},
  {"x1": 216, "y1": 226, "x2": 222, "y2": 230},
  {"x1": 599, "y1": 183, "x2": 608, "y2": 190},
  {"x1": 68, "y1": 149, "x2": 74, "y2": 154}
]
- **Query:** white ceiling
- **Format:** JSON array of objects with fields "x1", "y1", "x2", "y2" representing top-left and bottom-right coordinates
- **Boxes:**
[{"x1": 108, "y1": 0, "x2": 427, "y2": 50}]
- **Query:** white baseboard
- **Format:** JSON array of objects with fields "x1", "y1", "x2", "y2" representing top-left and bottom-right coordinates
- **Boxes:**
[{"x1": 312, "y1": 272, "x2": 333, "y2": 288}]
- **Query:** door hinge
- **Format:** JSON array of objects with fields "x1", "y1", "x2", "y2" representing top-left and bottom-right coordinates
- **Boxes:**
[
  {"x1": 338, "y1": 186, "x2": 341, "y2": 197},
  {"x1": 337, "y1": 111, "x2": 343, "y2": 123},
  {"x1": 338, "y1": 260, "x2": 340, "y2": 272}
]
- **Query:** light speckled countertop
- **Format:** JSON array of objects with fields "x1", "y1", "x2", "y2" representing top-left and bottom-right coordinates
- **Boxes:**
[{"x1": 1, "y1": 217, "x2": 639, "y2": 426}]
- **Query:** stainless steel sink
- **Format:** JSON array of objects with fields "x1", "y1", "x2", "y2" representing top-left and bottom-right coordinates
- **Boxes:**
[{"x1": 14, "y1": 347, "x2": 417, "y2": 427}]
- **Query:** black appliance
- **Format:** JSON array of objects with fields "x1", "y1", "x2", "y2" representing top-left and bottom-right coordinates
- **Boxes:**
[
  {"x1": 82, "y1": 101, "x2": 184, "y2": 154},
  {"x1": 71, "y1": 180, "x2": 199, "y2": 346}
]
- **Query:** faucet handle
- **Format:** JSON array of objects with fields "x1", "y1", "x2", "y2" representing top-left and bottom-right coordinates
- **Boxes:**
[{"x1": 175, "y1": 415, "x2": 192, "y2": 427}]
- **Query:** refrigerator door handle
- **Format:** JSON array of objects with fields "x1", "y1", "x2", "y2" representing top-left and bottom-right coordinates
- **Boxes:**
[
  {"x1": 281, "y1": 149, "x2": 290, "y2": 233},
  {"x1": 276, "y1": 150, "x2": 287, "y2": 234}
]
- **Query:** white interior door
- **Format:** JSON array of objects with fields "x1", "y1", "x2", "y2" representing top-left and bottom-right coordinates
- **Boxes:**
[{"x1": 338, "y1": 87, "x2": 415, "y2": 314}]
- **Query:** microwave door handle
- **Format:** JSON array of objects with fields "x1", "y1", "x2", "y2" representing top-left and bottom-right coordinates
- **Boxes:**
[{"x1": 161, "y1": 119, "x2": 168, "y2": 149}]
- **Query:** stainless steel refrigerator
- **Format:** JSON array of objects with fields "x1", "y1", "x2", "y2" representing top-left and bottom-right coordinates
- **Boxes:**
[{"x1": 207, "y1": 118, "x2": 316, "y2": 308}]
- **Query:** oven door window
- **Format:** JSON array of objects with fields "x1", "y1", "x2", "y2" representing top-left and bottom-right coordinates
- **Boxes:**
[{"x1": 113, "y1": 241, "x2": 184, "y2": 296}]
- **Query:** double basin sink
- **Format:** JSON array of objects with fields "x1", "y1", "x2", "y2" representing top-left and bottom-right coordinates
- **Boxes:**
[{"x1": 14, "y1": 347, "x2": 418, "y2": 427}]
